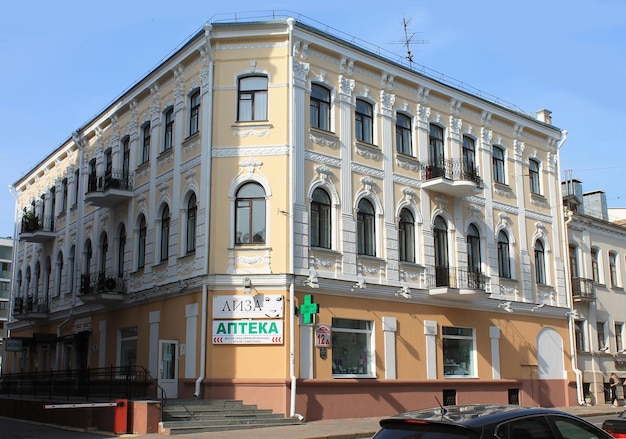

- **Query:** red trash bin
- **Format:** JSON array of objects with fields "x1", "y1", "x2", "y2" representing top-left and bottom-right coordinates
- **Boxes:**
[{"x1": 114, "y1": 399, "x2": 128, "y2": 434}]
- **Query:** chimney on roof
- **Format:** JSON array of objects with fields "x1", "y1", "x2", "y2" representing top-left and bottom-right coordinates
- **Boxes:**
[{"x1": 536, "y1": 109, "x2": 552, "y2": 124}]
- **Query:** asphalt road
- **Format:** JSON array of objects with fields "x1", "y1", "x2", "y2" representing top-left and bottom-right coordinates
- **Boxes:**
[{"x1": 0, "y1": 417, "x2": 115, "y2": 439}]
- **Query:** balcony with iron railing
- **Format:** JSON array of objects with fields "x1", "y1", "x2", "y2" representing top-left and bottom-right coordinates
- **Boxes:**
[
  {"x1": 85, "y1": 169, "x2": 134, "y2": 208},
  {"x1": 571, "y1": 277, "x2": 596, "y2": 301},
  {"x1": 19, "y1": 214, "x2": 56, "y2": 243},
  {"x1": 79, "y1": 271, "x2": 127, "y2": 304},
  {"x1": 13, "y1": 295, "x2": 49, "y2": 320},
  {"x1": 426, "y1": 265, "x2": 490, "y2": 300},
  {"x1": 421, "y1": 158, "x2": 483, "y2": 197}
]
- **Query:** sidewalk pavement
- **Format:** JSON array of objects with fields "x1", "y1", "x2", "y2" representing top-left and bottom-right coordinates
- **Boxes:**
[{"x1": 119, "y1": 403, "x2": 626, "y2": 439}]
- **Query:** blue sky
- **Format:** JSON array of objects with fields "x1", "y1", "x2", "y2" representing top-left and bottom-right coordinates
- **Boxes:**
[{"x1": 1, "y1": 1, "x2": 625, "y2": 238}]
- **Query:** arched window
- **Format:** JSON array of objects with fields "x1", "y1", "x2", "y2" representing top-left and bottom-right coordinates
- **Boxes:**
[
  {"x1": 186, "y1": 194, "x2": 197, "y2": 254},
  {"x1": 118, "y1": 225, "x2": 126, "y2": 277},
  {"x1": 355, "y1": 99, "x2": 373, "y2": 144},
  {"x1": 138, "y1": 215, "x2": 147, "y2": 269},
  {"x1": 399, "y1": 208, "x2": 415, "y2": 263},
  {"x1": 160, "y1": 205, "x2": 170, "y2": 262},
  {"x1": 396, "y1": 113, "x2": 412, "y2": 155},
  {"x1": 467, "y1": 224, "x2": 482, "y2": 289},
  {"x1": 357, "y1": 199, "x2": 376, "y2": 256},
  {"x1": 535, "y1": 240, "x2": 546, "y2": 285},
  {"x1": 497, "y1": 231, "x2": 511, "y2": 279},
  {"x1": 100, "y1": 233, "x2": 108, "y2": 275},
  {"x1": 235, "y1": 183, "x2": 266, "y2": 244},
  {"x1": 238, "y1": 75, "x2": 268, "y2": 121},
  {"x1": 311, "y1": 188, "x2": 331, "y2": 249},
  {"x1": 310, "y1": 84, "x2": 331, "y2": 131},
  {"x1": 55, "y1": 251, "x2": 63, "y2": 297},
  {"x1": 189, "y1": 90, "x2": 201, "y2": 135},
  {"x1": 434, "y1": 216, "x2": 449, "y2": 286}
]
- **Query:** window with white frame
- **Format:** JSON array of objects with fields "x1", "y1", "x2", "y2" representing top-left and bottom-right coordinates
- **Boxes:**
[
  {"x1": 591, "y1": 247, "x2": 600, "y2": 283},
  {"x1": 186, "y1": 193, "x2": 197, "y2": 254},
  {"x1": 462, "y1": 136, "x2": 476, "y2": 178},
  {"x1": 497, "y1": 231, "x2": 511, "y2": 279},
  {"x1": 235, "y1": 182, "x2": 266, "y2": 244},
  {"x1": 238, "y1": 75, "x2": 268, "y2": 122},
  {"x1": 534, "y1": 240, "x2": 546, "y2": 284},
  {"x1": 61, "y1": 178, "x2": 68, "y2": 213},
  {"x1": 357, "y1": 198, "x2": 376, "y2": 256},
  {"x1": 355, "y1": 99, "x2": 373, "y2": 144},
  {"x1": 492, "y1": 146, "x2": 505, "y2": 184},
  {"x1": 575, "y1": 320, "x2": 586, "y2": 351},
  {"x1": 141, "y1": 122, "x2": 151, "y2": 165},
  {"x1": 138, "y1": 215, "x2": 147, "y2": 269},
  {"x1": 118, "y1": 326, "x2": 137, "y2": 370},
  {"x1": 160, "y1": 205, "x2": 170, "y2": 262},
  {"x1": 443, "y1": 326, "x2": 476, "y2": 377},
  {"x1": 609, "y1": 251, "x2": 619, "y2": 287},
  {"x1": 597, "y1": 322, "x2": 607, "y2": 351},
  {"x1": 529, "y1": 158, "x2": 540, "y2": 194},
  {"x1": 395, "y1": 113, "x2": 412, "y2": 155},
  {"x1": 310, "y1": 83, "x2": 331, "y2": 131},
  {"x1": 189, "y1": 90, "x2": 201, "y2": 136},
  {"x1": 399, "y1": 208, "x2": 415, "y2": 263},
  {"x1": 616, "y1": 322, "x2": 624, "y2": 352},
  {"x1": 310, "y1": 187, "x2": 331, "y2": 249},
  {"x1": 163, "y1": 107, "x2": 174, "y2": 152},
  {"x1": 331, "y1": 318, "x2": 374, "y2": 377}
]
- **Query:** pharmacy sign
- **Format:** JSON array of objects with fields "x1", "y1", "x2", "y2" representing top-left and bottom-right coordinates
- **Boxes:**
[{"x1": 212, "y1": 319, "x2": 283, "y2": 344}]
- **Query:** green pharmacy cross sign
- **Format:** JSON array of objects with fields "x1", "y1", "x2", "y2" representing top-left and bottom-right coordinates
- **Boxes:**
[{"x1": 300, "y1": 294, "x2": 319, "y2": 325}]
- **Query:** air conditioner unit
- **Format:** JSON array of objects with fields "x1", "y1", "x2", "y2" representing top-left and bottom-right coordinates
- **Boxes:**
[{"x1": 104, "y1": 277, "x2": 126, "y2": 293}]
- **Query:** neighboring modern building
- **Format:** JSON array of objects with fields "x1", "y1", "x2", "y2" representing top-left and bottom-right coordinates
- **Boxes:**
[
  {"x1": 0, "y1": 237, "x2": 13, "y2": 372},
  {"x1": 7, "y1": 15, "x2": 574, "y2": 420},
  {"x1": 564, "y1": 179, "x2": 626, "y2": 405}
]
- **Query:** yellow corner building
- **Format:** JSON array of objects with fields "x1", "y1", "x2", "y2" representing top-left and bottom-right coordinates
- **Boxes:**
[{"x1": 6, "y1": 15, "x2": 577, "y2": 421}]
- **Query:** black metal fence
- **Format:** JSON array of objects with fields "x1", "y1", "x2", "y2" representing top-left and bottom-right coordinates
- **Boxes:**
[
  {"x1": 427, "y1": 265, "x2": 489, "y2": 291},
  {"x1": 0, "y1": 365, "x2": 158, "y2": 402},
  {"x1": 423, "y1": 158, "x2": 482, "y2": 186},
  {"x1": 87, "y1": 169, "x2": 133, "y2": 193}
]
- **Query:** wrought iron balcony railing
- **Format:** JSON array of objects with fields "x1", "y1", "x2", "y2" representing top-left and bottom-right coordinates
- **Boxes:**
[
  {"x1": 423, "y1": 158, "x2": 482, "y2": 186},
  {"x1": 426, "y1": 265, "x2": 489, "y2": 291},
  {"x1": 571, "y1": 277, "x2": 596, "y2": 300},
  {"x1": 87, "y1": 169, "x2": 133, "y2": 193}
]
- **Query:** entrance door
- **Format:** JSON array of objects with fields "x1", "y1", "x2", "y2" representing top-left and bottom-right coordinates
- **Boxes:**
[{"x1": 158, "y1": 340, "x2": 179, "y2": 399}]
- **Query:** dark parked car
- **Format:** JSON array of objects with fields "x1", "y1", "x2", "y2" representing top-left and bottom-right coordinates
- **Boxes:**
[
  {"x1": 602, "y1": 409, "x2": 626, "y2": 438},
  {"x1": 372, "y1": 404, "x2": 613, "y2": 438}
]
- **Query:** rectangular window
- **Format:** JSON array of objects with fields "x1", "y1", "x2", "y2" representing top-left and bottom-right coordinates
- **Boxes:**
[
  {"x1": 616, "y1": 322, "x2": 624, "y2": 352},
  {"x1": 529, "y1": 159, "x2": 540, "y2": 194},
  {"x1": 395, "y1": 113, "x2": 412, "y2": 155},
  {"x1": 597, "y1": 322, "x2": 607, "y2": 351},
  {"x1": 189, "y1": 91, "x2": 201, "y2": 135},
  {"x1": 591, "y1": 248, "x2": 599, "y2": 283},
  {"x1": 331, "y1": 318, "x2": 374, "y2": 377},
  {"x1": 355, "y1": 99, "x2": 373, "y2": 144},
  {"x1": 163, "y1": 109, "x2": 174, "y2": 151},
  {"x1": 73, "y1": 169, "x2": 80, "y2": 206},
  {"x1": 493, "y1": 146, "x2": 505, "y2": 184},
  {"x1": 575, "y1": 320, "x2": 586, "y2": 351},
  {"x1": 61, "y1": 178, "x2": 68, "y2": 212},
  {"x1": 310, "y1": 84, "x2": 331, "y2": 131},
  {"x1": 141, "y1": 123, "x2": 151, "y2": 164},
  {"x1": 443, "y1": 326, "x2": 476, "y2": 377},
  {"x1": 119, "y1": 326, "x2": 138, "y2": 370},
  {"x1": 238, "y1": 76, "x2": 268, "y2": 122},
  {"x1": 610, "y1": 252, "x2": 618, "y2": 287}
]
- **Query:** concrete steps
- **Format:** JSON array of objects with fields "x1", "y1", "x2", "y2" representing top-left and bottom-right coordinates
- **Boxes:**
[{"x1": 160, "y1": 399, "x2": 302, "y2": 434}]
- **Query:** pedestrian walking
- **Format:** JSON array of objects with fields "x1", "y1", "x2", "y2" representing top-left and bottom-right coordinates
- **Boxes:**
[{"x1": 610, "y1": 372, "x2": 620, "y2": 406}]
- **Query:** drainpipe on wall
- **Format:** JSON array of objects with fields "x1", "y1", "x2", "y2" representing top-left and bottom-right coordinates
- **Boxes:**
[
  {"x1": 287, "y1": 17, "x2": 300, "y2": 419},
  {"x1": 557, "y1": 130, "x2": 584, "y2": 405},
  {"x1": 194, "y1": 22, "x2": 214, "y2": 398}
]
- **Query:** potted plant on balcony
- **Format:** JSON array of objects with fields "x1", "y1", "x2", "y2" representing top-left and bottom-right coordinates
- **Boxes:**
[{"x1": 22, "y1": 209, "x2": 38, "y2": 233}]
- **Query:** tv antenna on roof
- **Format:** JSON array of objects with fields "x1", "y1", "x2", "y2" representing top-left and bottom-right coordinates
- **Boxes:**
[{"x1": 389, "y1": 16, "x2": 427, "y2": 68}]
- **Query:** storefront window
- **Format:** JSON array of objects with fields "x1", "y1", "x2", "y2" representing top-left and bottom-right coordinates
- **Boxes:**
[
  {"x1": 443, "y1": 326, "x2": 475, "y2": 377},
  {"x1": 332, "y1": 318, "x2": 373, "y2": 377}
]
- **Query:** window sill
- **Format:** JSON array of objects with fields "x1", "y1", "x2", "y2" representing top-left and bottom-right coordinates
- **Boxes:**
[
  {"x1": 332, "y1": 374, "x2": 376, "y2": 379},
  {"x1": 231, "y1": 122, "x2": 273, "y2": 137},
  {"x1": 309, "y1": 127, "x2": 338, "y2": 148},
  {"x1": 136, "y1": 161, "x2": 150, "y2": 172},
  {"x1": 184, "y1": 132, "x2": 200, "y2": 143},
  {"x1": 493, "y1": 182, "x2": 513, "y2": 197},
  {"x1": 355, "y1": 141, "x2": 380, "y2": 160},
  {"x1": 178, "y1": 252, "x2": 196, "y2": 261},
  {"x1": 530, "y1": 193, "x2": 548, "y2": 208},
  {"x1": 158, "y1": 147, "x2": 174, "y2": 160},
  {"x1": 395, "y1": 153, "x2": 420, "y2": 173}
]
